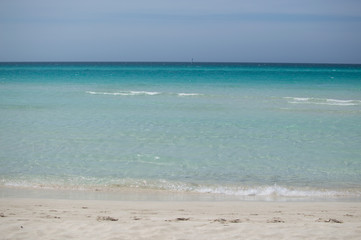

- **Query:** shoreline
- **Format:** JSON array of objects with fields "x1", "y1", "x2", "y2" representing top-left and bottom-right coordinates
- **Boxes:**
[
  {"x1": 1, "y1": 197, "x2": 361, "y2": 239},
  {"x1": 1, "y1": 186, "x2": 361, "y2": 202}
]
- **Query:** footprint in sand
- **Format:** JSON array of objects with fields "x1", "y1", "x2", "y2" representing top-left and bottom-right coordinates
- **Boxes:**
[
  {"x1": 165, "y1": 217, "x2": 190, "y2": 222},
  {"x1": 316, "y1": 218, "x2": 343, "y2": 223},
  {"x1": 213, "y1": 218, "x2": 242, "y2": 224},
  {"x1": 96, "y1": 216, "x2": 118, "y2": 221},
  {"x1": 267, "y1": 217, "x2": 285, "y2": 223}
]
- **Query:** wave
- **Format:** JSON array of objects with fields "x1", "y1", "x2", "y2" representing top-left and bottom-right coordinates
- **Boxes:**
[
  {"x1": 2, "y1": 177, "x2": 360, "y2": 201},
  {"x1": 86, "y1": 90, "x2": 203, "y2": 97},
  {"x1": 192, "y1": 185, "x2": 351, "y2": 199},
  {"x1": 284, "y1": 97, "x2": 361, "y2": 106},
  {"x1": 86, "y1": 91, "x2": 161, "y2": 96},
  {"x1": 177, "y1": 93, "x2": 203, "y2": 96}
]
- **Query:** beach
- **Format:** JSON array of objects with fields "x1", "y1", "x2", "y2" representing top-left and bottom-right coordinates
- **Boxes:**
[
  {"x1": 1, "y1": 195, "x2": 361, "y2": 240},
  {"x1": 2, "y1": 0, "x2": 361, "y2": 238},
  {"x1": 1, "y1": 62, "x2": 361, "y2": 239}
]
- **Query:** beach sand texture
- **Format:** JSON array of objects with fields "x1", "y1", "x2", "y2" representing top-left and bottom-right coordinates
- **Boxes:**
[{"x1": 1, "y1": 198, "x2": 360, "y2": 240}]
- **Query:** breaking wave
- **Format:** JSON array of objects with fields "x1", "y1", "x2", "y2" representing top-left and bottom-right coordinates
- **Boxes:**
[
  {"x1": 86, "y1": 90, "x2": 203, "y2": 97},
  {"x1": 284, "y1": 97, "x2": 361, "y2": 106},
  {"x1": 86, "y1": 91, "x2": 161, "y2": 96},
  {"x1": 2, "y1": 177, "x2": 360, "y2": 201}
]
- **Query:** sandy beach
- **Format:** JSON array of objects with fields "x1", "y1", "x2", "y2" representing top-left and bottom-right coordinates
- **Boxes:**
[{"x1": 1, "y1": 197, "x2": 360, "y2": 240}]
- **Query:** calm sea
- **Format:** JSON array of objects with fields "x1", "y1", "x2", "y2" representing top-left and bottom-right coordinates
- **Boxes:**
[{"x1": 1, "y1": 62, "x2": 361, "y2": 200}]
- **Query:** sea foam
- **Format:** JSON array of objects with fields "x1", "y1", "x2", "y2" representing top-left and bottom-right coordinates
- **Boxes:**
[
  {"x1": 284, "y1": 97, "x2": 361, "y2": 106},
  {"x1": 86, "y1": 91, "x2": 203, "y2": 97},
  {"x1": 86, "y1": 91, "x2": 161, "y2": 96},
  {"x1": 3, "y1": 176, "x2": 359, "y2": 200},
  {"x1": 177, "y1": 93, "x2": 203, "y2": 96}
]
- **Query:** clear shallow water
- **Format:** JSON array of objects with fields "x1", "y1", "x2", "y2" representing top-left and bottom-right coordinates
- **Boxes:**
[{"x1": 1, "y1": 62, "x2": 361, "y2": 200}]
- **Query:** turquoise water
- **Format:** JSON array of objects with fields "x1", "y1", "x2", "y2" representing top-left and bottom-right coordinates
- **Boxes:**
[{"x1": 1, "y1": 62, "x2": 361, "y2": 200}]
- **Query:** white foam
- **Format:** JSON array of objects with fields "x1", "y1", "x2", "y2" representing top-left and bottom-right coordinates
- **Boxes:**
[
  {"x1": 285, "y1": 97, "x2": 310, "y2": 101},
  {"x1": 192, "y1": 184, "x2": 360, "y2": 199},
  {"x1": 2, "y1": 177, "x2": 360, "y2": 200},
  {"x1": 326, "y1": 99, "x2": 354, "y2": 103},
  {"x1": 115, "y1": 179, "x2": 360, "y2": 199},
  {"x1": 177, "y1": 93, "x2": 203, "y2": 97},
  {"x1": 86, "y1": 91, "x2": 99, "y2": 95},
  {"x1": 129, "y1": 91, "x2": 161, "y2": 96},
  {"x1": 86, "y1": 91, "x2": 127, "y2": 96},
  {"x1": 86, "y1": 91, "x2": 203, "y2": 97},
  {"x1": 86, "y1": 91, "x2": 161, "y2": 96},
  {"x1": 285, "y1": 97, "x2": 361, "y2": 106},
  {"x1": 323, "y1": 103, "x2": 357, "y2": 106}
]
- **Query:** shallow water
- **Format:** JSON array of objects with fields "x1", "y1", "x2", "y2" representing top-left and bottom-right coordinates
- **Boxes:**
[{"x1": 1, "y1": 62, "x2": 361, "y2": 200}]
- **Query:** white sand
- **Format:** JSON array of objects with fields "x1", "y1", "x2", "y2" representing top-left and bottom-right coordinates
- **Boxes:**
[{"x1": 1, "y1": 198, "x2": 361, "y2": 239}]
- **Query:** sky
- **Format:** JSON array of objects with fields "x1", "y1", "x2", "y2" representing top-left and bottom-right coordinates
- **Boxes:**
[{"x1": 1, "y1": 0, "x2": 361, "y2": 63}]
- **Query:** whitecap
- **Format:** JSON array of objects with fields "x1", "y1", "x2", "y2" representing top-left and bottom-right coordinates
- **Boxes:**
[
  {"x1": 86, "y1": 91, "x2": 161, "y2": 96},
  {"x1": 177, "y1": 93, "x2": 203, "y2": 97},
  {"x1": 86, "y1": 91, "x2": 99, "y2": 95},
  {"x1": 292, "y1": 97, "x2": 310, "y2": 101},
  {"x1": 326, "y1": 99, "x2": 354, "y2": 103},
  {"x1": 86, "y1": 90, "x2": 203, "y2": 97},
  {"x1": 128, "y1": 91, "x2": 161, "y2": 96},
  {"x1": 284, "y1": 97, "x2": 360, "y2": 106}
]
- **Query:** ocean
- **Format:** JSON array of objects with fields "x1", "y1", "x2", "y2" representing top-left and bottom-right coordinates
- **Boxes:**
[{"x1": 1, "y1": 62, "x2": 361, "y2": 201}]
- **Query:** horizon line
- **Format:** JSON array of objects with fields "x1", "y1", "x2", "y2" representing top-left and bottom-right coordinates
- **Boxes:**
[{"x1": 1, "y1": 60, "x2": 361, "y2": 66}]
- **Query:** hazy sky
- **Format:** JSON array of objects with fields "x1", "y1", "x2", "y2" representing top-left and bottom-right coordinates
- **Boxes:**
[{"x1": 1, "y1": 0, "x2": 361, "y2": 63}]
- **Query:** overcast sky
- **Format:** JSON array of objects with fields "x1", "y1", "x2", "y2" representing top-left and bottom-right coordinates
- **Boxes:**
[{"x1": 1, "y1": 0, "x2": 361, "y2": 63}]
